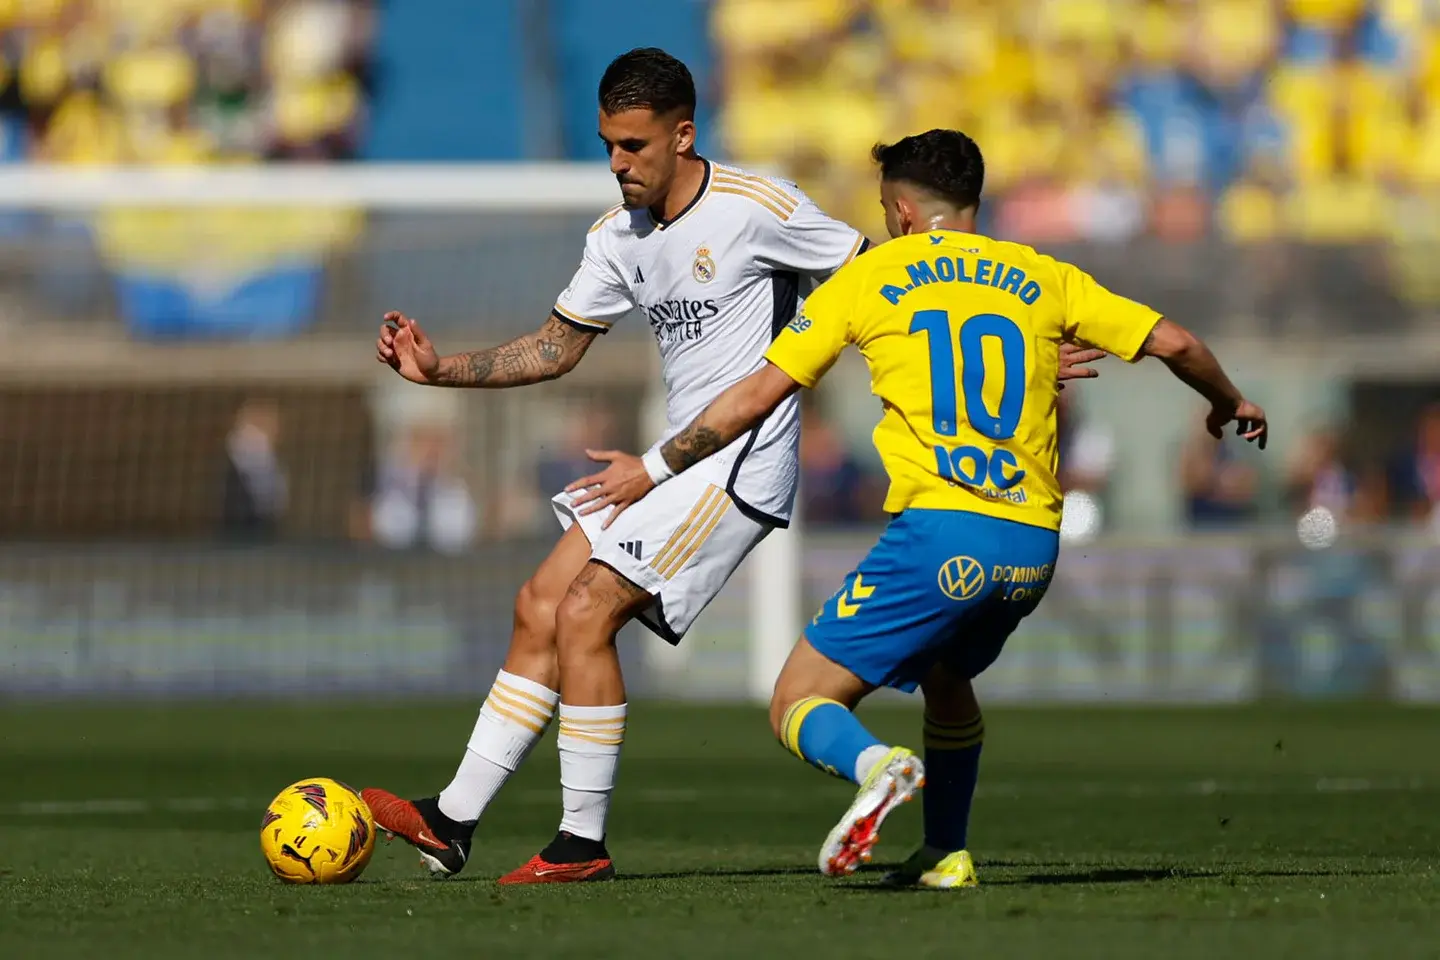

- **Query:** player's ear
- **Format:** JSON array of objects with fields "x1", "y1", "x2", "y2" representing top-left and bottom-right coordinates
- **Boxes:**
[
  {"x1": 673, "y1": 117, "x2": 696, "y2": 155},
  {"x1": 894, "y1": 195, "x2": 916, "y2": 237}
]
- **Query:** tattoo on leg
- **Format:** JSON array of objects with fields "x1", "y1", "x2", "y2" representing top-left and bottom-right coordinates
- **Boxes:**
[
  {"x1": 565, "y1": 562, "x2": 650, "y2": 618},
  {"x1": 566, "y1": 563, "x2": 601, "y2": 604},
  {"x1": 605, "y1": 569, "x2": 650, "y2": 614}
]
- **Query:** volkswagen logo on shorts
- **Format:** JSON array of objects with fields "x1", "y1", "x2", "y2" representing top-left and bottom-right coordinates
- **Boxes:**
[{"x1": 938, "y1": 556, "x2": 985, "y2": 601}]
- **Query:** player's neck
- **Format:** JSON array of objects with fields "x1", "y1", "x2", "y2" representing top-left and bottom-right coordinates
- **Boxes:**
[
  {"x1": 900, "y1": 201, "x2": 978, "y2": 236},
  {"x1": 909, "y1": 216, "x2": 976, "y2": 236},
  {"x1": 652, "y1": 155, "x2": 708, "y2": 224}
]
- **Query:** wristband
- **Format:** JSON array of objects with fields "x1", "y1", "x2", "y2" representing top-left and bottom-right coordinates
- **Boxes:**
[{"x1": 642, "y1": 448, "x2": 675, "y2": 485}]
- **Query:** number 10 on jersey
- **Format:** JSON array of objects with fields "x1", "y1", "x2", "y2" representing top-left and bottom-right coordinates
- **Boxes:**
[{"x1": 909, "y1": 310, "x2": 1027, "y2": 491}]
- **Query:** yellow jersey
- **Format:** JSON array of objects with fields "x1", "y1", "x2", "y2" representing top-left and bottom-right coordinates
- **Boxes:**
[{"x1": 765, "y1": 230, "x2": 1161, "y2": 531}]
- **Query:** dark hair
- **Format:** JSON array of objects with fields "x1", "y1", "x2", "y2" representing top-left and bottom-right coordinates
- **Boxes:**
[
  {"x1": 598, "y1": 48, "x2": 696, "y2": 119},
  {"x1": 871, "y1": 130, "x2": 985, "y2": 210}
]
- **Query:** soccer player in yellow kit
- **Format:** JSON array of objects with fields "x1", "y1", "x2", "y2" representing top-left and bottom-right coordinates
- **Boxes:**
[{"x1": 568, "y1": 129, "x2": 1268, "y2": 888}]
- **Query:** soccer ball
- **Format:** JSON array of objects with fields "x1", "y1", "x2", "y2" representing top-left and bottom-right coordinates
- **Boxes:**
[{"x1": 260, "y1": 778, "x2": 375, "y2": 884}]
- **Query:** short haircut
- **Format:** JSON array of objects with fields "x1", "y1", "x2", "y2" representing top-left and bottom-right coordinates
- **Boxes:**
[
  {"x1": 871, "y1": 130, "x2": 985, "y2": 211},
  {"x1": 598, "y1": 48, "x2": 696, "y2": 119}
]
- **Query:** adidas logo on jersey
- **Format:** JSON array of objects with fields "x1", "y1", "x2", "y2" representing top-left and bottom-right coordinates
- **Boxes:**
[{"x1": 619, "y1": 541, "x2": 644, "y2": 560}]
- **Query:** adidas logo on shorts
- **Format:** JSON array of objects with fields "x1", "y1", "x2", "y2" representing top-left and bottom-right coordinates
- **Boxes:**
[{"x1": 619, "y1": 541, "x2": 643, "y2": 560}]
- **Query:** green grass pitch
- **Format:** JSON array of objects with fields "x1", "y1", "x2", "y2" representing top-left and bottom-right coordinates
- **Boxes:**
[{"x1": 2, "y1": 701, "x2": 1439, "y2": 959}]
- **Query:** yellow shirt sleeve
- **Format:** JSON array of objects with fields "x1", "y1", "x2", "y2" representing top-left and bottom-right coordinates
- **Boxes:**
[
  {"x1": 764, "y1": 263, "x2": 858, "y2": 388},
  {"x1": 1056, "y1": 260, "x2": 1163, "y2": 362}
]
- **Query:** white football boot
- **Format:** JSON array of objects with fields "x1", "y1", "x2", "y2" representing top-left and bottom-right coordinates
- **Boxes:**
[{"x1": 818, "y1": 746, "x2": 925, "y2": 876}]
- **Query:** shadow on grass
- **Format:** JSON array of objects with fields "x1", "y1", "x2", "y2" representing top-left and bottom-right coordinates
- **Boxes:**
[
  {"x1": 405, "y1": 861, "x2": 1400, "y2": 888},
  {"x1": 616, "y1": 866, "x2": 818, "y2": 882},
  {"x1": 366, "y1": 866, "x2": 817, "y2": 885},
  {"x1": 840, "y1": 861, "x2": 1404, "y2": 893}
]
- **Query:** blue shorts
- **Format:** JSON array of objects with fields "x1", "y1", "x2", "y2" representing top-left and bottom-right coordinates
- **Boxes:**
[{"x1": 805, "y1": 509, "x2": 1060, "y2": 692}]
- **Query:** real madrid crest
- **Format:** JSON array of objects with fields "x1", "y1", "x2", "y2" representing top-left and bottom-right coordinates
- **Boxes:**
[{"x1": 692, "y1": 245, "x2": 717, "y2": 284}]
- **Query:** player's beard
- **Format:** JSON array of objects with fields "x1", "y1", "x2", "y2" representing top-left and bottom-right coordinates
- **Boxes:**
[{"x1": 618, "y1": 180, "x2": 647, "y2": 208}]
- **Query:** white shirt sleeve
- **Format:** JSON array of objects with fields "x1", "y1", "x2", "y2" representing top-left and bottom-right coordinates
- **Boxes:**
[
  {"x1": 552, "y1": 216, "x2": 634, "y2": 333},
  {"x1": 751, "y1": 183, "x2": 868, "y2": 283}
]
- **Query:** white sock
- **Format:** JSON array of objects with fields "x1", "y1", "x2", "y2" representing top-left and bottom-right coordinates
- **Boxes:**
[
  {"x1": 436, "y1": 670, "x2": 559, "y2": 823},
  {"x1": 556, "y1": 702, "x2": 627, "y2": 842},
  {"x1": 854, "y1": 744, "x2": 892, "y2": 785}
]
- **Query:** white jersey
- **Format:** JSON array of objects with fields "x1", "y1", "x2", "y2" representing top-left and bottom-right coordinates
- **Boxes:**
[{"x1": 551, "y1": 160, "x2": 868, "y2": 526}]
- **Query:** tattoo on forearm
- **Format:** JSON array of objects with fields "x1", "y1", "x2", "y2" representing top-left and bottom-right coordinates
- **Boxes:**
[
  {"x1": 434, "y1": 315, "x2": 595, "y2": 387},
  {"x1": 661, "y1": 422, "x2": 726, "y2": 473},
  {"x1": 501, "y1": 347, "x2": 527, "y2": 378},
  {"x1": 463, "y1": 351, "x2": 496, "y2": 383}
]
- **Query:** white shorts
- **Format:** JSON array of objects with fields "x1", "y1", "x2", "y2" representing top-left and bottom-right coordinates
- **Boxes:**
[{"x1": 551, "y1": 464, "x2": 773, "y2": 644}]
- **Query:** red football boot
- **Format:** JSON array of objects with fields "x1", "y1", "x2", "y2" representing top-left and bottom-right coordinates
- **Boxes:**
[
  {"x1": 497, "y1": 831, "x2": 615, "y2": 885},
  {"x1": 361, "y1": 789, "x2": 472, "y2": 877}
]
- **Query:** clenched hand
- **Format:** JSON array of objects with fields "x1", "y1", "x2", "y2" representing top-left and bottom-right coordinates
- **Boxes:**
[{"x1": 377, "y1": 311, "x2": 441, "y2": 384}]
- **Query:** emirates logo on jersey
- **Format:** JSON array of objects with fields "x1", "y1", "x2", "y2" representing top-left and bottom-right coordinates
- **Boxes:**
[
  {"x1": 692, "y1": 246, "x2": 717, "y2": 284},
  {"x1": 641, "y1": 297, "x2": 716, "y2": 342}
]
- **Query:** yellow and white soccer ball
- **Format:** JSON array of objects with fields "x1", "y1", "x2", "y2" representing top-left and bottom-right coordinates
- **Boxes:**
[{"x1": 260, "y1": 778, "x2": 375, "y2": 884}]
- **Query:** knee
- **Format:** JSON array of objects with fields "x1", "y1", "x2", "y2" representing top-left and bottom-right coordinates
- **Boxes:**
[
  {"x1": 554, "y1": 584, "x2": 608, "y2": 652},
  {"x1": 767, "y1": 690, "x2": 796, "y2": 742},
  {"x1": 512, "y1": 577, "x2": 560, "y2": 652},
  {"x1": 769, "y1": 659, "x2": 823, "y2": 741},
  {"x1": 767, "y1": 647, "x2": 866, "y2": 744}
]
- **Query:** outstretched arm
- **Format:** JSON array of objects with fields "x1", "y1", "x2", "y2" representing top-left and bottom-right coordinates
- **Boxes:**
[
  {"x1": 653, "y1": 342, "x2": 1106, "y2": 467},
  {"x1": 1139, "y1": 318, "x2": 1268, "y2": 448},
  {"x1": 433, "y1": 315, "x2": 597, "y2": 387},
  {"x1": 565, "y1": 363, "x2": 802, "y2": 527},
  {"x1": 377, "y1": 312, "x2": 597, "y2": 388},
  {"x1": 659, "y1": 363, "x2": 801, "y2": 473}
]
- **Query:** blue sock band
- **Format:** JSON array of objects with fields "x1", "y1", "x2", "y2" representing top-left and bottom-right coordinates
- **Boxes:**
[
  {"x1": 922, "y1": 713, "x2": 984, "y2": 852},
  {"x1": 779, "y1": 697, "x2": 884, "y2": 784}
]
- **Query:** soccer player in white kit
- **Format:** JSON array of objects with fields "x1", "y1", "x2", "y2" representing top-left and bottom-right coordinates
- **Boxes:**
[{"x1": 363, "y1": 48, "x2": 1102, "y2": 884}]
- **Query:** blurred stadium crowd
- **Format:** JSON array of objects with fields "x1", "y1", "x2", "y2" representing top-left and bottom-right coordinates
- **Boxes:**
[
  {"x1": 202, "y1": 387, "x2": 1440, "y2": 545},
  {"x1": 706, "y1": 0, "x2": 1440, "y2": 540},
  {"x1": 715, "y1": 0, "x2": 1440, "y2": 243},
  {"x1": 0, "y1": 0, "x2": 375, "y2": 165}
]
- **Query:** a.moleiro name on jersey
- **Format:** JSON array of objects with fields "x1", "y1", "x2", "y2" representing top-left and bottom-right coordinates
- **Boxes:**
[{"x1": 880, "y1": 252, "x2": 1043, "y2": 307}]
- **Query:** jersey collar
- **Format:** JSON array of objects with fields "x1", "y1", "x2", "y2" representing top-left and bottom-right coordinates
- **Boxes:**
[{"x1": 651, "y1": 159, "x2": 712, "y2": 231}]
